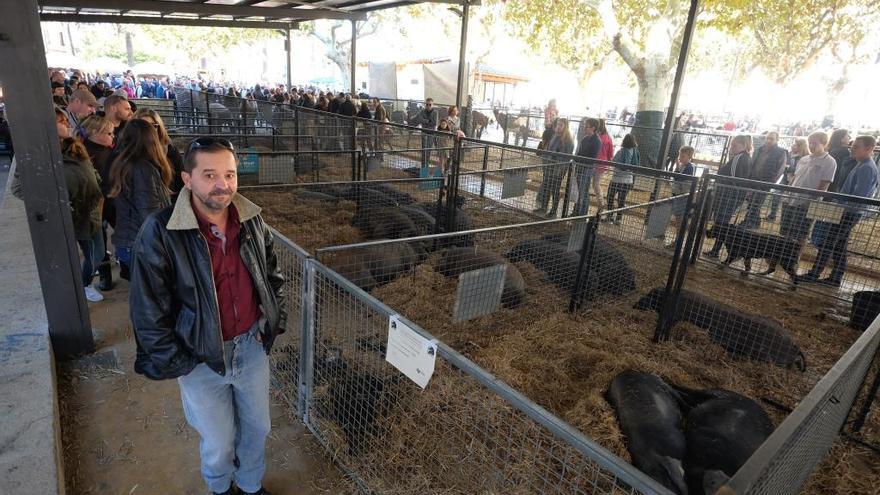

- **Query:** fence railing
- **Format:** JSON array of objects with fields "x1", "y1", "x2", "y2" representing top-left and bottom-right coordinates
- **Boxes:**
[
  {"x1": 724, "y1": 314, "x2": 880, "y2": 494},
  {"x1": 239, "y1": 124, "x2": 880, "y2": 494},
  {"x1": 279, "y1": 246, "x2": 672, "y2": 494}
]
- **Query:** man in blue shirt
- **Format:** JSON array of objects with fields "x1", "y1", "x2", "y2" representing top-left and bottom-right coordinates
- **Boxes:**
[{"x1": 802, "y1": 135, "x2": 878, "y2": 286}]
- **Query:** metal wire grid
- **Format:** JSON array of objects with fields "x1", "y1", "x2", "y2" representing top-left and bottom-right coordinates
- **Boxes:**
[
  {"x1": 254, "y1": 177, "x2": 880, "y2": 494},
  {"x1": 692, "y1": 179, "x2": 880, "y2": 327},
  {"x1": 232, "y1": 150, "x2": 360, "y2": 186},
  {"x1": 574, "y1": 196, "x2": 691, "y2": 320},
  {"x1": 302, "y1": 259, "x2": 667, "y2": 495},
  {"x1": 313, "y1": 211, "x2": 663, "y2": 337},
  {"x1": 267, "y1": 231, "x2": 309, "y2": 418},
  {"x1": 725, "y1": 319, "x2": 880, "y2": 494},
  {"x1": 169, "y1": 133, "x2": 307, "y2": 153},
  {"x1": 242, "y1": 178, "x2": 445, "y2": 250},
  {"x1": 455, "y1": 159, "x2": 696, "y2": 227}
]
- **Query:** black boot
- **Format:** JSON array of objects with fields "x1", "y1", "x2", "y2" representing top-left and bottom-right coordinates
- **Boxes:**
[
  {"x1": 97, "y1": 261, "x2": 114, "y2": 291},
  {"x1": 119, "y1": 262, "x2": 130, "y2": 281}
]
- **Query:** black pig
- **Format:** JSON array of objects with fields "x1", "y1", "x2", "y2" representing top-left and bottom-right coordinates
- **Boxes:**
[
  {"x1": 635, "y1": 287, "x2": 806, "y2": 371},
  {"x1": 606, "y1": 370, "x2": 689, "y2": 494}
]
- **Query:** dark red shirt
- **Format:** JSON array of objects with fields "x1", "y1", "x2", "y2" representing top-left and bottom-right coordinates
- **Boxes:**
[{"x1": 195, "y1": 203, "x2": 261, "y2": 341}]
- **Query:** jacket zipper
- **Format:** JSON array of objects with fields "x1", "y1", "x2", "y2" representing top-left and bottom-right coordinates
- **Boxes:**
[{"x1": 198, "y1": 231, "x2": 226, "y2": 374}]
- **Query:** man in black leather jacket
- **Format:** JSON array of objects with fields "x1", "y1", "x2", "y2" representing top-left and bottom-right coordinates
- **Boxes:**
[{"x1": 129, "y1": 138, "x2": 284, "y2": 495}]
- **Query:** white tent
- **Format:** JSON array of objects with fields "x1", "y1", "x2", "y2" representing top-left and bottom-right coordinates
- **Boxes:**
[
  {"x1": 133, "y1": 61, "x2": 173, "y2": 77},
  {"x1": 45, "y1": 52, "x2": 84, "y2": 70}
]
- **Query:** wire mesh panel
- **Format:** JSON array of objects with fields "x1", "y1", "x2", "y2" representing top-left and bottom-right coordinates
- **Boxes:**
[
  {"x1": 725, "y1": 316, "x2": 880, "y2": 494},
  {"x1": 232, "y1": 150, "x2": 358, "y2": 186},
  {"x1": 304, "y1": 260, "x2": 667, "y2": 494},
  {"x1": 242, "y1": 178, "x2": 446, "y2": 254},
  {"x1": 454, "y1": 151, "x2": 698, "y2": 233},
  {"x1": 267, "y1": 231, "x2": 309, "y2": 418},
  {"x1": 690, "y1": 175, "x2": 880, "y2": 340},
  {"x1": 169, "y1": 132, "x2": 310, "y2": 153}
]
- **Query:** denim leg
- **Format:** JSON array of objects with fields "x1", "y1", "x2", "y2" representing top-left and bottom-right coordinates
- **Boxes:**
[
  {"x1": 577, "y1": 170, "x2": 592, "y2": 216},
  {"x1": 178, "y1": 362, "x2": 236, "y2": 493},
  {"x1": 78, "y1": 239, "x2": 94, "y2": 287},
  {"x1": 231, "y1": 330, "x2": 271, "y2": 493}
]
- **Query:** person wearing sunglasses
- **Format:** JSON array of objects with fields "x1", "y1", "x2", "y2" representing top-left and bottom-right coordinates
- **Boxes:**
[{"x1": 129, "y1": 137, "x2": 283, "y2": 495}]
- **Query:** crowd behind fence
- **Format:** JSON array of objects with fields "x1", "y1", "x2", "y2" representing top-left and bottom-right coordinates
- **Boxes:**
[{"x1": 155, "y1": 89, "x2": 880, "y2": 493}]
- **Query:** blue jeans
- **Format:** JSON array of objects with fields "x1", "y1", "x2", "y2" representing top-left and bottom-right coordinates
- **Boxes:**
[
  {"x1": 78, "y1": 230, "x2": 105, "y2": 287},
  {"x1": 178, "y1": 321, "x2": 271, "y2": 494},
  {"x1": 572, "y1": 165, "x2": 593, "y2": 216}
]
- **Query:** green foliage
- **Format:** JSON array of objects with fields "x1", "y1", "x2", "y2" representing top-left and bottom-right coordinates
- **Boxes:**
[
  {"x1": 139, "y1": 25, "x2": 279, "y2": 63},
  {"x1": 498, "y1": 0, "x2": 878, "y2": 89},
  {"x1": 79, "y1": 24, "x2": 279, "y2": 68}
]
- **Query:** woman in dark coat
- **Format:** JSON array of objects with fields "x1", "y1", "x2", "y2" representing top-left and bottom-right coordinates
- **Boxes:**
[{"x1": 107, "y1": 119, "x2": 174, "y2": 279}]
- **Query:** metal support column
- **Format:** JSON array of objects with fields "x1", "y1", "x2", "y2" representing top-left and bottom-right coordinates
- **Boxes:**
[
  {"x1": 656, "y1": 0, "x2": 700, "y2": 167},
  {"x1": 350, "y1": 20, "x2": 357, "y2": 95},
  {"x1": 0, "y1": 0, "x2": 94, "y2": 357},
  {"x1": 455, "y1": 1, "x2": 471, "y2": 108},
  {"x1": 285, "y1": 29, "x2": 292, "y2": 90}
]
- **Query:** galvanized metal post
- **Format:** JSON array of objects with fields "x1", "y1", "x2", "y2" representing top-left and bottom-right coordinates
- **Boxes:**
[
  {"x1": 657, "y1": 0, "x2": 700, "y2": 168},
  {"x1": 285, "y1": 29, "x2": 292, "y2": 91},
  {"x1": 0, "y1": 0, "x2": 94, "y2": 357},
  {"x1": 480, "y1": 144, "x2": 489, "y2": 197},
  {"x1": 651, "y1": 178, "x2": 699, "y2": 343},
  {"x1": 455, "y1": 1, "x2": 470, "y2": 108},
  {"x1": 298, "y1": 259, "x2": 316, "y2": 424},
  {"x1": 350, "y1": 20, "x2": 357, "y2": 95}
]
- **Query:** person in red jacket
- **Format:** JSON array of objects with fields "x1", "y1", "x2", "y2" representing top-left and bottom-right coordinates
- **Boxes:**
[{"x1": 593, "y1": 119, "x2": 615, "y2": 214}]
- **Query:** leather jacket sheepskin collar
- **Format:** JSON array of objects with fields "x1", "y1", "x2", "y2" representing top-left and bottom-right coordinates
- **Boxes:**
[{"x1": 130, "y1": 188, "x2": 286, "y2": 380}]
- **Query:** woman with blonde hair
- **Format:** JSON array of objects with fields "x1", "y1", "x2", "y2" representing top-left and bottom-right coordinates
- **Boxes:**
[
  {"x1": 133, "y1": 107, "x2": 184, "y2": 195},
  {"x1": 535, "y1": 118, "x2": 575, "y2": 217},
  {"x1": 80, "y1": 114, "x2": 116, "y2": 290},
  {"x1": 705, "y1": 134, "x2": 752, "y2": 258},
  {"x1": 108, "y1": 120, "x2": 174, "y2": 279}
]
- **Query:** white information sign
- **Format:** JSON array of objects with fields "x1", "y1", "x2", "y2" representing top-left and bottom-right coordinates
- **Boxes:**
[{"x1": 386, "y1": 316, "x2": 437, "y2": 389}]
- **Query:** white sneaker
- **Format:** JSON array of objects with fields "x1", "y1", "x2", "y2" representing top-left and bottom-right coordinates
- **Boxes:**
[{"x1": 84, "y1": 285, "x2": 104, "y2": 302}]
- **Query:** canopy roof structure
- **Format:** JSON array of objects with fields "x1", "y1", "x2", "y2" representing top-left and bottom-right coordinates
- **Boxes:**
[{"x1": 37, "y1": 0, "x2": 472, "y2": 29}]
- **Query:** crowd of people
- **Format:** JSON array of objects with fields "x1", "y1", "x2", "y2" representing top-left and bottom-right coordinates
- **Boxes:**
[
  {"x1": 12, "y1": 69, "x2": 185, "y2": 304},
  {"x1": 535, "y1": 97, "x2": 878, "y2": 288},
  {"x1": 700, "y1": 129, "x2": 879, "y2": 287}
]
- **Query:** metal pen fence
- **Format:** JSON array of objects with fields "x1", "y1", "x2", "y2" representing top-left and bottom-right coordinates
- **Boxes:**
[
  {"x1": 240, "y1": 177, "x2": 446, "y2": 254},
  {"x1": 267, "y1": 231, "x2": 310, "y2": 419},
  {"x1": 724, "y1": 315, "x2": 880, "y2": 494},
  {"x1": 169, "y1": 132, "x2": 309, "y2": 153},
  {"x1": 232, "y1": 150, "x2": 360, "y2": 185},
  {"x1": 301, "y1": 254, "x2": 670, "y2": 494},
  {"x1": 453, "y1": 139, "x2": 700, "y2": 230},
  {"x1": 242, "y1": 131, "x2": 880, "y2": 493}
]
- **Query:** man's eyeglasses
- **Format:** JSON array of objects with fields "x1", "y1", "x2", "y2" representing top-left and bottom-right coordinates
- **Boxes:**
[{"x1": 185, "y1": 137, "x2": 235, "y2": 159}]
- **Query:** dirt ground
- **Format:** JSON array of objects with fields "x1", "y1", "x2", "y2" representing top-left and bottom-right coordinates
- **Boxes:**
[
  {"x1": 247, "y1": 182, "x2": 880, "y2": 494},
  {"x1": 58, "y1": 272, "x2": 350, "y2": 495}
]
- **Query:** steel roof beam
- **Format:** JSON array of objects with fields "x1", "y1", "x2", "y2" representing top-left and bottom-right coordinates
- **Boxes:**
[
  {"x1": 38, "y1": 0, "x2": 365, "y2": 20},
  {"x1": 40, "y1": 12, "x2": 298, "y2": 29}
]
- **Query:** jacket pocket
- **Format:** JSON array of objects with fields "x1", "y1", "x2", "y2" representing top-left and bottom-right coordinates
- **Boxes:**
[{"x1": 174, "y1": 307, "x2": 197, "y2": 352}]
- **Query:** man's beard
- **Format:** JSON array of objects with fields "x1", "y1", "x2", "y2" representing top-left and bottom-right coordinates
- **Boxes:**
[{"x1": 194, "y1": 187, "x2": 234, "y2": 212}]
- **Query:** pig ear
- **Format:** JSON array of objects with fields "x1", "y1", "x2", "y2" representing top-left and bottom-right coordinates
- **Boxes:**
[
  {"x1": 703, "y1": 469, "x2": 731, "y2": 495},
  {"x1": 660, "y1": 456, "x2": 688, "y2": 495}
]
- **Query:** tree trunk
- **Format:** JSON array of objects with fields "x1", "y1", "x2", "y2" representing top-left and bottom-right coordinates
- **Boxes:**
[
  {"x1": 125, "y1": 31, "x2": 134, "y2": 67},
  {"x1": 631, "y1": 64, "x2": 672, "y2": 169}
]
